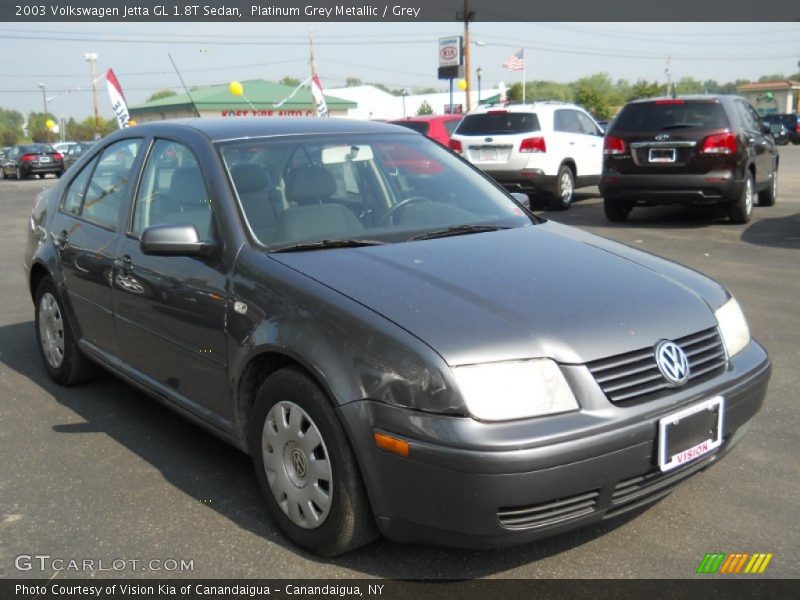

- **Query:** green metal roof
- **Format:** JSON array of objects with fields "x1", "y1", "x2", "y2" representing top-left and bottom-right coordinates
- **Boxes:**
[{"x1": 129, "y1": 79, "x2": 356, "y2": 114}]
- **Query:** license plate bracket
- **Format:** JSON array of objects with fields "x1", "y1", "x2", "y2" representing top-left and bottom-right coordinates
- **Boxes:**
[
  {"x1": 649, "y1": 148, "x2": 676, "y2": 163},
  {"x1": 658, "y1": 396, "x2": 724, "y2": 472}
]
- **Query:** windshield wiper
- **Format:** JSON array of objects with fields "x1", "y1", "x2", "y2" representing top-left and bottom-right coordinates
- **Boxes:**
[
  {"x1": 271, "y1": 239, "x2": 386, "y2": 253},
  {"x1": 410, "y1": 224, "x2": 511, "y2": 241}
]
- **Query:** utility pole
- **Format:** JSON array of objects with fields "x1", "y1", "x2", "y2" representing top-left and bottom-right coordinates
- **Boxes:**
[
  {"x1": 309, "y1": 28, "x2": 316, "y2": 78},
  {"x1": 38, "y1": 83, "x2": 49, "y2": 143},
  {"x1": 85, "y1": 52, "x2": 100, "y2": 139},
  {"x1": 460, "y1": 0, "x2": 474, "y2": 112},
  {"x1": 665, "y1": 55, "x2": 673, "y2": 98}
]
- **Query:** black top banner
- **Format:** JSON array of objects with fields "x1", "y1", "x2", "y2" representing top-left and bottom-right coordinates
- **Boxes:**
[{"x1": 0, "y1": 0, "x2": 798, "y2": 21}]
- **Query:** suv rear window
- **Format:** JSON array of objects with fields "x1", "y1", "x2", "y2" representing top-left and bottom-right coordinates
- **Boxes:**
[
  {"x1": 456, "y1": 112, "x2": 541, "y2": 135},
  {"x1": 391, "y1": 121, "x2": 429, "y2": 135},
  {"x1": 613, "y1": 101, "x2": 729, "y2": 132}
]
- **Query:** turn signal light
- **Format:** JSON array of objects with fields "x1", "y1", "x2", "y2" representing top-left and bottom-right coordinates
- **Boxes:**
[
  {"x1": 701, "y1": 132, "x2": 736, "y2": 155},
  {"x1": 604, "y1": 136, "x2": 626, "y2": 155},
  {"x1": 519, "y1": 137, "x2": 546, "y2": 153},
  {"x1": 373, "y1": 432, "x2": 410, "y2": 457},
  {"x1": 449, "y1": 139, "x2": 463, "y2": 154}
]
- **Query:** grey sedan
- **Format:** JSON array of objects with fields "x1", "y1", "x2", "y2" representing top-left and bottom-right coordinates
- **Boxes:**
[{"x1": 24, "y1": 118, "x2": 770, "y2": 555}]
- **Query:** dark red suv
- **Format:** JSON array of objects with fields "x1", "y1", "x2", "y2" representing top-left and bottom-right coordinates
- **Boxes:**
[{"x1": 600, "y1": 96, "x2": 779, "y2": 224}]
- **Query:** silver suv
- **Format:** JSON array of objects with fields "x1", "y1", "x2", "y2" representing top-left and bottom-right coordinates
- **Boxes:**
[{"x1": 450, "y1": 102, "x2": 604, "y2": 209}]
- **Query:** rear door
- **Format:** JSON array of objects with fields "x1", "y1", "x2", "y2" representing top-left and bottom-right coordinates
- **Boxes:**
[
  {"x1": 551, "y1": 109, "x2": 587, "y2": 172},
  {"x1": 52, "y1": 137, "x2": 144, "y2": 353},
  {"x1": 735, "y1": 100, "x2": 774, "y2": 187}
]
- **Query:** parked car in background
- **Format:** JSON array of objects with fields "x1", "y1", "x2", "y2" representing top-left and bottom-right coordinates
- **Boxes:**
[
  {"x1": 767, "y1": 122, "x2": 791, "y2": 146},
  {"x1": 450, "y1": 102, "x2": 605, "y2": 209},
  {"x1": 0, "y1": 143, "x2": 64, "y2": 180},
  {"x1": 600, "y1": 96, "x2": 779, "y2": 224},
  {"x1": 53, "y1": 141, "x2": 78, "y2": 155},
  {"x1": 596, "y1": 120, "x2": 611, "y2": 133},
  {"x1": 761, "y1": 113, "x2": 800, "y2": 145},
  {"x1": 388, "y1": 114, "x2": 463, "y2": 146},
  {"x1": 25, "y1": 118, "x2": 770, "y2": 556},
  {"x1": 63, "y1": 141, "x2": 98, "y2": 170}
]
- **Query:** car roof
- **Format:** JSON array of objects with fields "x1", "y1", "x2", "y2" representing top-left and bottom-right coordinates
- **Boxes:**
[
  {"x1": 122, "y1": 117, "x2": 408, "y2": 142},
  {"x1": 624, "y1": 94, "x2": 743, "y2": 105},
  {"x1": 391, "y1": 115, "x2": 463, "y2": 123},
  {"x1": 466, "y1": 101, "x2": 576, "y2": 115}
]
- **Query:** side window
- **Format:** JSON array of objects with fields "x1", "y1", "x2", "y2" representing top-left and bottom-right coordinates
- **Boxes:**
[
  {"x1": 576, "y1": 111, "x2": 602, "y2": 136},
  {"x1": 81, "y1": 139, "x2": 142, "y2": 229},
  {"x1": 62, "y1": 156, "x2": 100, "y2": 215},
  {"x1": 554, "y1": 110, "x2": 581, "y2": 133},
  {"x1": 132, "y1": 139, "x2": 214, "y2": 241},
  {"x1": 747, "y1": 106, "x2": 764, "y2": 131},
  {"x1": 735, "y1": 101, "x2": 758, "y2": 131}
]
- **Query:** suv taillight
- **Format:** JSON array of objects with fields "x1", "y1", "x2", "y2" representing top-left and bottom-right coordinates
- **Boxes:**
[
  {"x1": 53, "y1": 153, "x2": 63, "y2": 161},
  {"x1": 519, "y1": 137, "x2": 546, "y2": 153},
  {"x1": 700, "y1": 132, "x2": 736, "y2": 155},
  {"x1": 795, "y1": 121, "x2": 800, "y2": 134},
  {"x1": 603, "y1": 136, "x2": 626, "y2": 155},
  {"x1": 449, "y1": 139, "x2": 463, "y2": 154},
  {"x1": 21, "y1": 154, "x2": 36, "y2": 162}
]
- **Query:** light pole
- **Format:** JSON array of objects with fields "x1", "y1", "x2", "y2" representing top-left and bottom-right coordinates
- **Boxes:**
[
  {"x1": 38, "y1": 83, "x2": 50, "y2": 143},
  {"x1": 476, "y1": 67, "x2": 483, "y2": 104},
  {"x1": 85, "y1": 52, "x2": 101, "y2": 139},
  {"x1": 402, "y1": 90, "x2": 407, "y2": 118}
]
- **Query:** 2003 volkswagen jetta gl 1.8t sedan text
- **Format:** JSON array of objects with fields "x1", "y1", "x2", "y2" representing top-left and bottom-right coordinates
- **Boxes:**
[{"x1": 24, "y1": 118, "x2": 770, "y2": 555}]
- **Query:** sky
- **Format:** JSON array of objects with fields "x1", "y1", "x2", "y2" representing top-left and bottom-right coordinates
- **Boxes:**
[{"x1": 0, "y1": 21, "x2": 798, "y2": 120}]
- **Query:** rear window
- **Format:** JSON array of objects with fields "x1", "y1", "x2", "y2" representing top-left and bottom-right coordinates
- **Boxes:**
[
  {"x1": 613, "y1": 101, "x2": 729, "y2": 133},
  {"x1": 20, "y1": 144, "x2": 54, "y2": 154},
  {"x1": 456, "y1": 112, "x2": 541, "y2": 135},
  {"x1": 391, "y1": 121, "x2": 429, "y2": 135}
]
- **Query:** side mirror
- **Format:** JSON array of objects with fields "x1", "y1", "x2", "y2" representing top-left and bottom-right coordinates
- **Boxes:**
[
  {"x1": 510, "y1": 192, "x2": 531, "y2": 210},
  {"x1": 140, "y1": 224, "x2": 216, "y2": 258}
]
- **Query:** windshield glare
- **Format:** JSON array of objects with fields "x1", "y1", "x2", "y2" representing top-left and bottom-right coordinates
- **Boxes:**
[{"x1": 219, "y1": 133, "x2": 532, "y2": 249}]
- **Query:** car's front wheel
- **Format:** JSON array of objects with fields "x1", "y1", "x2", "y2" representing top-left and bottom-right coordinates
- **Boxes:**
[
  {"x1": 15, "y1": 167, "x2": 22, "y2": 180},
  {"x1": 250, "y1": 367, "x2": 377, "y2": 556},
  {"x1": 603, "y1": 198, "x2": 631, "y2": 222},
  {"x1": 34, "y1": 277, "x2": 97, "y2": 385},
  {"x1": 727, "y1": 172, "x2": 754, "y2": 224},
  {"x1": 549, "y1": 165, "x2": 575, "y2": 210}
]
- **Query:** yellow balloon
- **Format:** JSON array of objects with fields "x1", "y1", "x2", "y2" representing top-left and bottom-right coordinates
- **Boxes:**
[
  {"x1": 229, "y1": 81, "x2": 243, "y2": 97},
  {"x1": 45, "y1": 119, "x2": 56, "y2": 129},
  {"x1": 457, "y1": 79, "x2": 468, "y2": 91},
  {"x1": 127, "y1": 119, "x2": 137, "y2": 127}
]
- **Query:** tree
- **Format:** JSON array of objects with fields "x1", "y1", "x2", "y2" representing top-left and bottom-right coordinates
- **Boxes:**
[
  {"x1": 279, "y1": 76, "x2": 301, "y2": 87},
  {"x1": 758, "y1": 74, "x2": 786, "y2": 83},
  {"x1": 416, "y1": 100, "x2": 433, "y2": 116},
  {"x1": 345, "y1": 76, "x2": 362, "y2": 87},
  {"x1": 628, "y1": 80, "x2": 662, "y2": 101},
  {"x1": 146, "y1": 89, "x2": 177, "y2": 102},
  {"x1": 0, "y1": 108, "x2": 24, "y2": 144},
  {"x1": 574, "y1": 81, "x2": 612, "y2": 120},
  {"x1": 674, "y1": 77, "x2": 704, "y2": 95}
]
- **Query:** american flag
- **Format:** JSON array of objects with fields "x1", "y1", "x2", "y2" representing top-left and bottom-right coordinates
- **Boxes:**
[{"x1": 502, "y1": 48, "x2": 525, "y2": 72}]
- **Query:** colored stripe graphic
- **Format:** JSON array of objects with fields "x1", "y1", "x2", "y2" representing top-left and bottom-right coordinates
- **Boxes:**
[
  {"x1": 719, "y1": 553, "x2": 749, "y2": 573},
  {"x1": 744, "y1": 553, "x2": 774, "y2": 574},
  {"x1": 697, "y1": 553, "x2": 726, "y2": 574}
]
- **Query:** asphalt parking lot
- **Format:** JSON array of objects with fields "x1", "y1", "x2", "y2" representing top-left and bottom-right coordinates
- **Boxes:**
[{"x1": 1, "y1": 146, "x2": 798, "y2": 580}]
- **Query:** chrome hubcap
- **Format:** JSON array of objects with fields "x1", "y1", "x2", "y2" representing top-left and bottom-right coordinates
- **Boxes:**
[
  {"x1": 261, "y1": 401, "x2": 332, "y2": 529},
  {"x1": 560, "y1": 171, "x2": 574, "y2": 204},
  {"x1": 38, "y1": 292, "x2": 65, "y2": 368},
  {"x1": 745, "y1": 178, "x2": 753, "y2": 215},
  {"x1": 772, "y1": 171, "x2": 778, "y2": 197}
]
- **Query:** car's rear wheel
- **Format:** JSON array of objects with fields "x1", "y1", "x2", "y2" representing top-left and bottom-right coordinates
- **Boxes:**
[
  {"x1": 727, "y1": 173, "x2": 754, "y2": 224},
  {"x1": 757, "y1": 168, "x2": 777, "y2": 207},
  {"x1": 250, "y1": 367, "x2": 377, "y2": 556},
  {"x1": 34, "y1": 277, "x2": 97, "y2": 385},
  {"x1": 15, "y1": 167, "x2": 22, "y2": 180},
  {"x1": 56, "y1": 170, "x2": 64, "y2": 178},
  {"x1": 37, "y1": 173, "x2": 44, "y2": 179},
  {"x1": 603, "y1": 198, "x2": 631, "y2": 222},
  {"x1": 549, "y1": 165, "x2": 575, "y2": 210}
]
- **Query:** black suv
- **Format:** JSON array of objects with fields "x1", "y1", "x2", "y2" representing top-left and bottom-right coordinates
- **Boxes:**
[
  {"x1": 762, "y1": 113, "x2": 800, "y2": 145},
  {"x1": 600, "y1": 96, "x2": 779, "y2": 224}
]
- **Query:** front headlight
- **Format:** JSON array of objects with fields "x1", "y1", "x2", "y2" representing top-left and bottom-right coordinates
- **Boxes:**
[
  {"x1": 715, "y1": 296, "x2": 750, "y2": 358},
  {"x1": 451, "y1": 359, "x2": 578, "y2": 421}
]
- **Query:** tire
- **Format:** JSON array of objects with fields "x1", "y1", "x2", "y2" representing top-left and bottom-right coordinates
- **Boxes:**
[
  {"x1": 56, "y1": 170, "x2": 64, "y2": 179},
  {"x1": 15, "y1": 167, "x2": 22, "y2": 180},
  {"x1": 34, "y1": 276, "x2": 97, "y2": 385},
  {"x1": 0, "y1": 167, "x2": 5, "y2": 180},
  {"x1": 37, "y1": 173, "x2": 44, "y2": 179},
  {"x1": 603, "y1": 198, "x2": 631, "y2": 222},
  {"x1": 727, "y1": 172, "x2": 754, "y2": 224},
  {"x1": 757, "y1": 167, "x2": 777, "y2": 207},
  {"x1": 249, "y1": 367, "x2": 377, "y2": 556},
  {"x1": 548, "y1": 164, "x2": 575, "y2": 210}
]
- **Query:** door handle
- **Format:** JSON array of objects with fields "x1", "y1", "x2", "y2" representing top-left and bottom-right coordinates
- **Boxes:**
[
  {"x1": 115, "y1": 254, "x2": 133, "y2": 271},
  {"x1": 53, "y1": 230, "x2": 68, "y2": 249}
]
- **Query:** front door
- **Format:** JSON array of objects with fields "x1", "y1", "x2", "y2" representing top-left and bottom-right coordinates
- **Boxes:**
[{"x1": 113, "y1": 139, "x2": 231, "y2": 423}]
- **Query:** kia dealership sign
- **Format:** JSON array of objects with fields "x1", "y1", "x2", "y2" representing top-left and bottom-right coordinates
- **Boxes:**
[{"x1": 438, "y1": 36, "x2": 462, "y2": 68}]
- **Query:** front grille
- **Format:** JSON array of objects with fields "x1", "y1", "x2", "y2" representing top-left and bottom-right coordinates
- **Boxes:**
[
  {"x1": 587, "y1": 327, "x2": 727, "y2": 404},
  {"x1": 497, "y1": 490, "x2": 600, "y2": 530}
]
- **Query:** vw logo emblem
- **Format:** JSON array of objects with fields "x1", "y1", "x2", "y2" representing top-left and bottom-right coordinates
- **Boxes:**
[
  {"x1": 291, "y1": 449, "x2": 307, "y2": 478},
  {"x1": 655, "y1": 341, "x2": 690, "y2": 386},
  {"x1": 655, "y1": 133, "x2": 670, "y2": 141}
]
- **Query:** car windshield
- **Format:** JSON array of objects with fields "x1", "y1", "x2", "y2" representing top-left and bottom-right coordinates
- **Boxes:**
[
  {"x1": 218, "y1": 133, "x2": 532, "y2": 250},
  {"x1": 614, "y1": 101, "x2": 729, "y2": 132},
  {"x1": 456, "y1": 112, "x2": 541, "y2": 135}
]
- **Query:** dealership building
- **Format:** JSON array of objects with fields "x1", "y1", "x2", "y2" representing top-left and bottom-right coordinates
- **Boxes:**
[
  {"x1": 128, "y1": 79, "x2": 356, "y2": 122},
  {"x1": 735, "y1": 80, "x2": 800, "y2": 115}
]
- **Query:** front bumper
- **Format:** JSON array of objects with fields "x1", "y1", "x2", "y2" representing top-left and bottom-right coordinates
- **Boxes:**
[
  {"x1": 600, "y1": 170, "x2": 744, "y2": 206},
  {"x1": 339, "y1": 340, "x2": 770, "y2": 548}
]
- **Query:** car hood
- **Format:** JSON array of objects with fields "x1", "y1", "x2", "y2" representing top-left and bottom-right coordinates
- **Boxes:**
[{"x1": 270, "y1": 222, "x2": 724, "y2": 365}]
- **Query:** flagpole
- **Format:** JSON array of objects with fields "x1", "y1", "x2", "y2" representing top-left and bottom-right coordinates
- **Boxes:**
[{"x1": 522, "y1": 47, "x2": 526, "y2": 104}]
